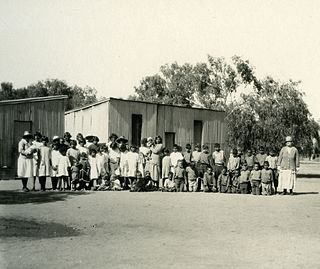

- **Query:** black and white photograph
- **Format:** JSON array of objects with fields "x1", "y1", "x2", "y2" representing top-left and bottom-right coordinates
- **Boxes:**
[{"x1": 0, "y1": 1, "x2": 320, "y2": 268}]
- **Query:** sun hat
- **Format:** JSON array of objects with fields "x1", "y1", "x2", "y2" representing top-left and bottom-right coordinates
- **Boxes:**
[
  {"x1": 116, "y1": 136, "x2": 128, "y2": 143},
  {"x1": 22, "y1": 131, "x2": 32, "y2": 139},
  {"x1": 147, "y1": 137, "x2": 153, "y2": 141},
  {"x1": 52, "y1": 135, "x2": 60, "y2": 142},
  {"x1": 109, "y1": 133, "x2": 118, "y2": 140},
  {"x1": 285, "y1": 136, "x2": 293, "y2": 142}
]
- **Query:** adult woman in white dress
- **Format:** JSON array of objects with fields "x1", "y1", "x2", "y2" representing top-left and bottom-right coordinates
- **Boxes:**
[
  {"x1": 149, "y1": 136, "x2": 164, "y2": 185},
  {"x1": 17, "y1": 131, "x2": 35, "y2": 192},
  {"x1": 277, "y1": 136, "x2": 300, "y2": 195}
]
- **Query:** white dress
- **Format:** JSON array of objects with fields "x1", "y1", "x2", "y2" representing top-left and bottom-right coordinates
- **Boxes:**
[
  {"x1": 51, "y1": 149, "x2": 61, "y2": 177},
  {"x1": 38, "y1": 146, "x2": 52, "y2": 177},
  {"x1": 17, "y1": 139, "x2": 34, "y2": 178},
  {"x1": 57, "y1": 156, "x2": 71, "y2": 177},
  {"x1": 119, "y1": 151, "x2": 129, "y2": 177},
  {"x1": 89, "y1": 156, "x2": 99, "y2": 179},
  {"x1": 32, "y1": 141, "x2": 43, "y2": 177},
  {"x1": 126, "y1": 151, "x2": 139, "y2": 177}
]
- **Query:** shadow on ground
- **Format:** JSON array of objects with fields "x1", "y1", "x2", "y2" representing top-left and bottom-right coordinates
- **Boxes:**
[
  {"x1": 293, "y1": 191, "x2": 319, "y2": 195},
  {"x1": 297, "y1": 174, "x2": 320, "y2": 178},
  {"x1": 0, "y1": 191, "x2": 90, "y2": 205},
  {"x1": 0, "y1": 218, "x2": 80, "y2": 239}
]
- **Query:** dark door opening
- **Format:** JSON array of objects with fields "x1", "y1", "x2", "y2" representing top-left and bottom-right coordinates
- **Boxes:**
[
  {"x1": 131, "y1": 114, "x2": 142, "y2": 146},
  {"x1": 194, "y1": 120, "x2": 203, "y2": 146},
  {"x1": 165, "y1": 132, "x2": 175, "y2": 152}
]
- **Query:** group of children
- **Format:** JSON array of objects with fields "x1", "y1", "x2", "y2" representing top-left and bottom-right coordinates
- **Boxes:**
[{"x1": 27, "y1": 131, "x2": 279, "y2": 195}]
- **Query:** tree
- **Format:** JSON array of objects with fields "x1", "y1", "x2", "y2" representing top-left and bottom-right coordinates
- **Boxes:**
[{"x1": 0, "y1": 79, "x2": 100, "y2": 110}]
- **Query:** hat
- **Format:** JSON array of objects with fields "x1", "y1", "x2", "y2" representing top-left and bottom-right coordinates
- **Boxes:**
[
  {"x1": 52, "y1": 135, "x2": 60, "y2": 142},
  {"x1": 109, "y1": 133, "x2": 118, "y2": 140},
  {"x1": 285, "y1": 136, "x2": 293, "y2": 142},
  {"x1": 85, "y1": 135, "x2": 94, "y2": 141},
  {"x1": 64, "y1": 132, "x2": 71, "y2": 138},
  {"x1": 22, "y1": 131, "x2": 32, "y2": 139},
  {"x1": 116, "y1": 136, "x2": 128, "y2": 143},
  {"x1": 147, "y1": 137, "x2": 153, "y2": 141}
]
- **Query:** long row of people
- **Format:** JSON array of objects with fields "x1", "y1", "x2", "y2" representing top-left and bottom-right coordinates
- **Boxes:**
[{"x1": 17, "y1": 131, "x2": 299, "y2": 195}]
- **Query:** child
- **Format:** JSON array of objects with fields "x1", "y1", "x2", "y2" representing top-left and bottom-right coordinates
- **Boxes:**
[
  {"x1": 161, "y1": 149, "x2": 171, "y2": 189},
  {"x1": 78, "y1": 153, "x2": 91, "y2": 190},
  {"x1": 108, "y1": 142, "x2": 120, "y2": 176},
  {"x1": 261, "y1": 161, "x2": 273, "y2": 195},
  {"x1": 77, "y1": 139, "x2": 89, "y2": 156},
  {"x1": 88, "y1": 149, "x2": 99, "y2": 189},
  {"x1": 239, "y1": 162, "x2": 251, "y2": 194},
  {"x1": 97, "y1": 145, "x2": 110, "y2": 190},
  {"x1": 174, "y1": 160, "x2": 186, "y2": 192},
  {"x1": 203, "y1": 167, "x2": 216, "y2": 192},
  {"x1": 170, "y1": 144, "x2": 184, "y2": 173},
  {"x1": 212, "y1": 143, "x2": 225, "y2": 184},
  {"x1": 244, "y1": 149, "x2": 255, "y2": 171},
  {"x1": 51, "y1": 138, "x2": 61, "y2": 190},
  {"x1": 255, "y1": 146, "x2": 267, "y2": 167},
  {"x1": 163, "y1": 172, "x2": 176, "y2": 192},
  {"x1": 217, "y1": 166, "x2": 230, "y2": 193},
  {"x1": 67, "y1": 140, "x2": 80, "y2": 189},
  {"x1": 109, "y1": 174, "x2": 122, "y2": 191},
  {"x1": 88, "y1": 136, "x2": 100, "y2": 153},
  {"x1": 31, "y1": 131, "x2": 43, "y2": 191},
  {"x1": 130, "y1": 171, "x2": 147, "y2": 192},
  {"x1": 250, "y1": 162, "x2": 262, "y2": 195},
  {"x1": 230, "y1": 169, "x2": 240, "y2": 193},
  {"x1": 198, "y1": 145, "x2": 212, "y2": 179},
  {"x1": 57, "y1": 146, "x2": 71, "y2": 191},
  {"x1": 227, "y1": 148, "x2": 240, "y2": 175},
  {"x1": 186, "y1": 161, "x2": 198, "y2": 192},
  {"x1": 126, "y1": 145, "x2": 139, "y2": 189},
  {"x1": 266, "y1": 149, "x2": 278, "y2": 194},
  {"x1": 38, "y1": 136, "x2": 51, "y2": 191},
  {"x1": 183, "y1": 144, "x2": 193, "y2": 165}
]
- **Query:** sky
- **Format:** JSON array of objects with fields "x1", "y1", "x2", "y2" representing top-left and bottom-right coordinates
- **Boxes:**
[{"x1": 1, "y1": 0, "x2": 320, "y2": 118}]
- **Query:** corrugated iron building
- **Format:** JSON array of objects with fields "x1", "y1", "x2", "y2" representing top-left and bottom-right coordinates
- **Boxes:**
[
  {"x1": 65, "y1": 98, "x2": 226, "y2": 151},
  {"x1": 0, "y1": 95, "x2": 68, "y2": 179}
]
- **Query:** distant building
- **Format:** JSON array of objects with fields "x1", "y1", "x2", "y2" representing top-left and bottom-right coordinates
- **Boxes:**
[
  {"x1": 0, "y1": 95, "x2": 68, "y2": 179},
  {"x1": 65, "y1": 98, "x2": 226, "y2": 151}
]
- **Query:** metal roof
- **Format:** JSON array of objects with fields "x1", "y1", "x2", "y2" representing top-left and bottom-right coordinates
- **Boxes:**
[
  {"x1": 0, "y1": 95, "x2": 68, "y2": 105},
  {"x1": 65, "y1": 97, "x2": 225, "y2": 114}
]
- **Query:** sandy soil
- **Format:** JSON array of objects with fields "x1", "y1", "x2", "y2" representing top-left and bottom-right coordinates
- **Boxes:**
[{"x1": 0, "y1": 169, "x2": 319, "y2": 269}]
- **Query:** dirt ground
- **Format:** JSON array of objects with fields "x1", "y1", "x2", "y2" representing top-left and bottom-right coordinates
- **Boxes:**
[{"x1": 0, "y1": 164, "x2": 320, "y2": 269}]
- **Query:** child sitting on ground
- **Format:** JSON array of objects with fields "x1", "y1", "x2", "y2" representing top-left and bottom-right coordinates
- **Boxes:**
[
  {"x1": 130, "y1": 171, "x2": 148, "y2": 192},
  {"x1": 162, "y1": 172, "x2": 176, "y2": 192},
  {"x1": 239, "y1": 162, "x2": 251, "y2": 194},
  {"x1": 174, "y1": 160, "x2": 187, "y2": 192},
  {"x1": 250, "y1": 162, "x2": 262, "y2": 195},
  {"x1": 203, "y1": 166, "x2": 216, "y2": 192},
  {"x1": 261, "y1": 161, "x2": 273, "y2": 195},
  {"x1": 186, "y1": 161, "x2": 198, "y2": 192},
  {"x1": 217, "y1": 166, "x2": 230, "y2": 193}
]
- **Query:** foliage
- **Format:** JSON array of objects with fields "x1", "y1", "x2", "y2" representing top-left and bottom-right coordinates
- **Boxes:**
[
  {"x1": 131, "y1": 56, "x2": 319, "y2": 152},
  {"x1": 0, "y1": 79, "x2": 99, "y2": 110}
]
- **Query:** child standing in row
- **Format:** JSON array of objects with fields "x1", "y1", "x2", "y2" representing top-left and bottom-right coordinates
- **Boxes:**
[
  {"x1": 261, "y1": 161, "x2": 273, "y2": 195},
  {"x1": 38, "y1": 136, "x2": 51, "y2": 191},
  {"x1": 57, "y1": 147, "x2": 71, "y2": 191},
  {"x1": 186, "y1": 162, "x2": 198, "y2": 192},
  {"x1": 203, "y1": 167, "x2": 216, "y2": 192},
  {"x1": 250, "y1": 163, "x2": 262, "y2": 195},
  {"x1": 174, "y1": 160, "x2": 186, "y2": 192},
  {"x1": 218, "y1": 167, "x2": 229, "y2": 193},
  {"x1": 239, "y1": 163, "x2": 251, "y2": 194}
]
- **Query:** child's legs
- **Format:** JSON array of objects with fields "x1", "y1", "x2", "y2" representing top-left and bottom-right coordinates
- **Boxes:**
[
  {"x1": 39, "y1": 176, "x2": 46, "y2": 190},
  {"x1": 51, "y1": 177, "x2": 57, "y2": 190}
]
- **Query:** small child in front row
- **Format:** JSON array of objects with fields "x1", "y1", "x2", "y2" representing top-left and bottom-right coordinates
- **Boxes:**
[
  {"x1": 186, "y1": 161, "x2": 198, "y2": 192},
  {"x1": 174, "y1": 160, "x2": 187, "y2": 192},
  {"x1": 239, "y1": 162, "x2": 251, "y2": 194},
  {"x1": 162, "y1": 172, "x2": 176, "y2": 192},
  {"x1": 88, "y1": 149, "x2": 99, "y2": 190},
  {"x1": 161, "y1": 149, "x2": 171, "y2": 189},
  {"x1": 230, "y1": 169, "x2": 240, "y2": 193},
  {"x1": 217, "y1": 166, "x2": 230, "y2": 193},
  {"x1": 203, "y1": 167, "x2": 216, "y2": 192},
  {"x1": 250, "y1": 162, "x2": 261, "y2": 195},
  {"x1": 261, "y1": 161, "x2": 273, "y2": 195},
  {"x1": 78, "y1": 153, "x2": 90, "y2": 190},
  {"x1": 57, "y1": 146, "x2": 71, "y2": 191},
  {"x1": 38, "y1": 136, "x2": 51, "y2": 191}
]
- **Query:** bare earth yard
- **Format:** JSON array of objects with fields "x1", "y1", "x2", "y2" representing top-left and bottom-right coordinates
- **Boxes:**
[{"x1": 0, "y1": 164, "x2": 319, "y2": 269}]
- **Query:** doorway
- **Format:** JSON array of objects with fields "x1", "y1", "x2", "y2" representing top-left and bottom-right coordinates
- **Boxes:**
[
  {"x1": 165, "y1": 132, "x2": 175, "y2": 151},
  {"x1": 194, "y1": 120, "x2": 203, "y2": 146},
  {"x1": 131, "y1": 114, "x2": 142, "y2": 146}
]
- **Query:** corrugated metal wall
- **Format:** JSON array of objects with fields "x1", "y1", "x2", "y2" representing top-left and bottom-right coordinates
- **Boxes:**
[
  {"x1": 0, "y1": 99, "x2": 65, "y2": 175},
  {"x1": 64, "y1": 99, "x2": 226, "y2": 151}
]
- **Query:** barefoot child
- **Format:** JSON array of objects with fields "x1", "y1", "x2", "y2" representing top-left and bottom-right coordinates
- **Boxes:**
[
  {"x1": 261, "y1": 161, "x2": 273, "y2": 195},
  {"x1": 239, "y1": 162, "x2": 251, "y2": 194},
  {"x1": 230, "y1": 169, "x2": 240, "y2": 193},
  {"x1": 186, "y1": 161, "x2": 198, "y2": 192},
  {"x1": 163, "y1": 172, "x2": 175, "y2": 192},
  {"x1": 203, "y1": 166, "x2": 216, "y2": 192},
  {"x1": 174, "y1": 160, "x2": 187, "y2": 192},
  {"x1": 88, "y1": 149, "x2": 99, "y2": 189},
  {"x1": 217, "y1": 166, "x2": 230, "y2": 193},
  {"x1": 250, "y1": 162, "x2": 262, "y2": 195}
]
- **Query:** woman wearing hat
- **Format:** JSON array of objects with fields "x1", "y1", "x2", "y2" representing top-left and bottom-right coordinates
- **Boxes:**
[
  {"x1": 17, "y1": 131, "x2": 36, "y2": 192},
  {"x1": 277, "y1": 136, "x2": 300, "y2": 195}
]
